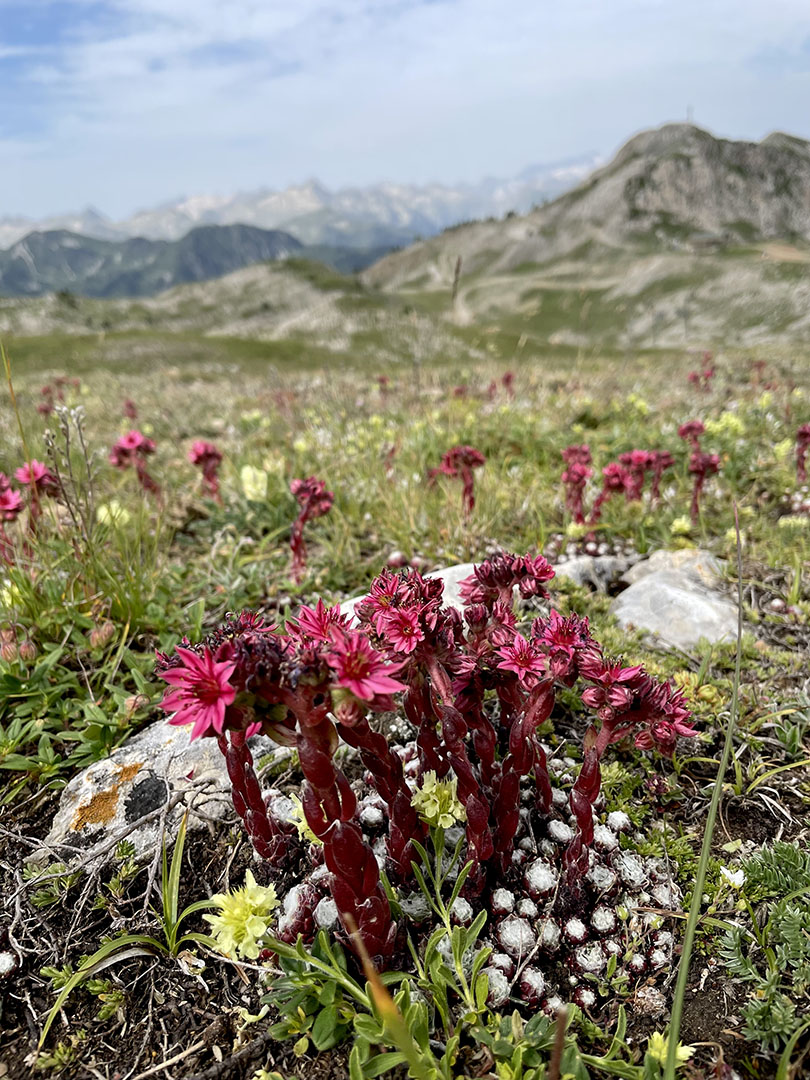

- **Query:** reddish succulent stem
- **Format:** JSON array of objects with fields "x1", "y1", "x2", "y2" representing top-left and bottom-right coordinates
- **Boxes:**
[{"x1": 217, "y1": 730, "x2": 289, "y2": 864}]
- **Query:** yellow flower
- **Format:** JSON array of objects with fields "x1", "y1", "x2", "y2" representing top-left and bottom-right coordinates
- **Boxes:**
[
  {"x1": 289, "y1": 794, "x2": 322, "y2": 846},
  {"x1": 670, "y1": 516, "x2": 692, "y2": 536},
  {"x1": 203, "y1": 870, "x2": 279, "y2": 959},
  {"x1": 627, "y1": 393, "x2": 650, "y2": 416},
  {"x1": 411, "y1": 771, "x2": 466, "y2": 829},
  {"x1": 704, "y1": 413, "x2": 744, "y2": 438},
  {"x1": 241, "y1": 465, "x2": 268, "y2": 502},
  {"x1": 778, "y1": 515, "x2": 808, "y2": 531},
  {"x1": 96, "y1": 500, "x2": 132, "y2": 527},
  {"x1": 292, "y1": 437, "x2": 309, "y2": 454},
  {"x1": 774, "y1": 438, "x2": 794, "y2": 465},
  {"x1": 646, "y1": 1032, "x2": 695, "y2": 1068},
  {"x1": 565, "y1": 521, "x2": 588, "y2": 539},
  {"x1": 758, "y1": 391, "x2": 774, "y2": 409}
]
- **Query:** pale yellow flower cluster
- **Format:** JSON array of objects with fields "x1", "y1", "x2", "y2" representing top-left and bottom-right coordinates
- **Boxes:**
[
  {"x1": 203, "y1": 870, "x2": 279, "y2": 959},
  {"x1": 704, "y1": 412, "x2": 744, "y2": 439},
  {"x1": 411, "y1": 771, "x2": 467, "y2": 829}
]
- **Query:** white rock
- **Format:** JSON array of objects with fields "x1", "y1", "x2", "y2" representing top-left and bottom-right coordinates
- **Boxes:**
[
  {"x1": 552, "y1": 554, "x2": 635, "y2": 592},
  {"x1": 612, "y1": 549, "x2": 737, "y2": 649},
  {"x1": 36, "y1": 720, "x2": 285, "y2": 867},
  {"x1": 340, "y1": 562, "x2": 478, "y2": 622}
]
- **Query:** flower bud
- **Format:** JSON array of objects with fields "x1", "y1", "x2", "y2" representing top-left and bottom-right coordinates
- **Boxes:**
[
  {"x1": 89, "y1": 620, "x2": 115, "y2": 649},
  {"x1": 0, "y1": 627, "x2": 16, "y2": 644},
  {"x1": 124, "y1": 693, "x2": 149, "y2": 716},
  {"x1": 18, "y1": 640, "x2": 37, "y2": 663},
  {"x1": 1, "y1": 641, "x2": 18, "y2": 663}
]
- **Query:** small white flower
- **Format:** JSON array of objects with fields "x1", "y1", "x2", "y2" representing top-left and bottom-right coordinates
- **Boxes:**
[{"x1": 720, "y1": 866, "x2": 745, "y2": 888}]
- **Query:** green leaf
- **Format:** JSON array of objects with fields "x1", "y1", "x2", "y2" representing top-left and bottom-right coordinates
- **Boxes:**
[
  {"x1": 349, "y1": 1045, "x2": 366, "y2": 1080},
  {"x1": 365, "y1": 1052, "x2": 408, "y2": 1077},
  {"x1": 39, "y1": 935, "x2": 163, "y2": 1046},
  {"x1": 354, "y1": 1014, "x2": 385, "y2": 1042},
  {"x1": 311, "y1": 1005, "x2": 339, "y2": 1050}
]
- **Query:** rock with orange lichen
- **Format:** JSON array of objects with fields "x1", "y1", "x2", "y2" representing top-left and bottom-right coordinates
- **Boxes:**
[{"x1": 34, "y1": 719, "x2": 288, "y2": 867}]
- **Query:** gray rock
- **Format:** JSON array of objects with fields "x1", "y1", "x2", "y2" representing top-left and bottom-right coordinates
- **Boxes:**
[
  {"x1": 552, "y1": 554, "x2": 635, "y2": 592},
  {"x1": 611, "y1": 548, "x2": 737, "y2": 650},
  {"x1": 621, "y1": 548, "x2": 725, "y2": 587},
  {"x1": 36, "y1": 719, "x2": 288, "y2": 868}
]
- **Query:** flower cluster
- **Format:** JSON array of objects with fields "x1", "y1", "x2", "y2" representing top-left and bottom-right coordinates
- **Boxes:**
[
  {"x1": 687, "y1": 353, "x2": 715, "y2": 391},
  {"x1": 429, "y1": 445, "x2": 486, "y2": 517},
  {"x1": 188, "y1": 440, "x2": 223, "y2": 502},
  {"x1": 37, "y1": 376, "x2": 80, "y2": 417},
  {"x1": 289, "y1": 476, "x2": 334, "y2": 583},
  {"x1": 109, "y1": 430, "x2": 159, "y2": 495},
  {"x1": 158, "y1": 552, "x2": 696, "y2": 972},
  {"x1": 561, "y1": 444, "x2": 676, "y2": 525},
  {"x1": 203, "y1": 870, "x2": 279, "y2": 959}
]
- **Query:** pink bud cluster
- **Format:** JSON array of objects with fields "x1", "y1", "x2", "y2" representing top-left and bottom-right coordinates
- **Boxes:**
[
  {"x1": 188, "y1": 441, "x2": 223, "y2": 502},
  {"x1": 110, "y1": 430, "x2": 160, "y2": 495},
  {"x1": 678, "y1": 422, "x2": 721, "y2": 522},
  {"x1": 796, "y1": 424, "x2": 810, "y2": 485},
  {"x1": 289, "y1": 477, "x2": 334, "y2": 584},
  {"x1": 158, "y1": 552, "x2": 696, "y2": 968},
  {"x1": 37, "y1": 376, "x2": 80, "y2": 416},
  {"x1": 561, "y1": 445, "x2": 675, "y2": 525},
  {"x1": 687, "y1": 352, "x2": 715, "y2": 390},
  {"x1": 429, "y1": 445, "x2": 486, "y2": 518}
]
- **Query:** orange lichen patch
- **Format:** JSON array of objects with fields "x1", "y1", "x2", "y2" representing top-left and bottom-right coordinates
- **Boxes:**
[{"x1": 71, "y1": 761, "x2": 144, "y2": 831}]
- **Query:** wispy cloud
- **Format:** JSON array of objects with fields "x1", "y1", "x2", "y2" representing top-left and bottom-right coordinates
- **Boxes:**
[{"x1": 1, "y1": 0, "x2": 810, "y2": 216}]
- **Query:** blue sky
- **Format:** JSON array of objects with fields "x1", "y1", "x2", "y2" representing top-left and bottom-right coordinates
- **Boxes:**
[{"x1": 1, "y1": 0, "x2": 810, "y2": 218}]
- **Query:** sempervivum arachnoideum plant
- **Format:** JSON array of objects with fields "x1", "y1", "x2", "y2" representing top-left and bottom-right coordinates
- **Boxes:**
[{"x1": 157, "y1": 550, "x2": 695, "y2": 1012}]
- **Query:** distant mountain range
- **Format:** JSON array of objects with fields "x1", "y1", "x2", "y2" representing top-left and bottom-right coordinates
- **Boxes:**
[{"x1": 0, "y1": 157, "x2": 598, "y2": 251}]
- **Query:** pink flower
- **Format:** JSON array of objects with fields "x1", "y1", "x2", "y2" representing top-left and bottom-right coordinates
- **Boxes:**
[
  {"x1": 379, "y1": 607, "x2": 425, "y2": 654},
  {"x1": 325, "y1": 631, "x2": 406, "y2": 701},
  {"x1": 580, "y1": 652, "x2": 644, "y2": 719},
  {"x1": 496, "y1": 633, "x2": 547, "y2": 686},
  {"x1": 0, "y1": 487, "x2": 23, "y2": 521},
  {"x1": 159, "y1": 646, "x2": 237, "y2": 740},
  {"x1": 15, "y1": 459, "x2": 58, "y2": 496},
  {"x1": 288, "y1": 599, "x2": 352, "y2": 643},
  {"x1": 188, "y1": 440, "x2": 222, "y2": 469}
]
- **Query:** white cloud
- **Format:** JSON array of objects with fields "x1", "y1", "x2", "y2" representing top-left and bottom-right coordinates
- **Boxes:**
[{"x1": 2, "y1": 0, "x2": 810, "y2": 215}]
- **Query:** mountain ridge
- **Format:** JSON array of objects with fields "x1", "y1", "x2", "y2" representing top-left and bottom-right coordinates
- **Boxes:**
[{"x1": 0, "y1": 156, "x2": 598, "y2": 251}]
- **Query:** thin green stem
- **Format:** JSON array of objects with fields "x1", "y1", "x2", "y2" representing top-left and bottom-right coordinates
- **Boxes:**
[{"x1": 664, "y1": 502, "x2": 744, "y2": 1080}]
